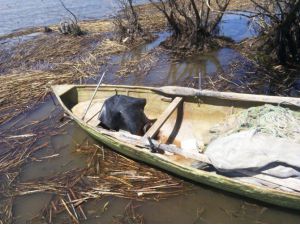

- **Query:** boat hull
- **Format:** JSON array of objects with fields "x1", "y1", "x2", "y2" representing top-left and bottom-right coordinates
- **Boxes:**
[{"x1": 52, "y1": 84, "x2": 300, "y2": 210}]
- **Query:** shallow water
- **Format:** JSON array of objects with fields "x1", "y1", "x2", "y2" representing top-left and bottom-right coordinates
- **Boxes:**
[
  {"x1": 1, "y1": 1, "x2": 300, "y2": 223},
  {"x1": 218, "y1": 11, "x2": 258, "y2": 42}
]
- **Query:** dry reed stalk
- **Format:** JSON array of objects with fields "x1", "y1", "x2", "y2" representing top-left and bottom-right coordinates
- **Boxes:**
[
  {"x1": 0, "y1": 34, "x2": 131, "y2": 125},
  {"x1": 10, "y1": 143, "x2": 186, "y2": 221},
  {"x1": 0, "y1": 198, "x2": 13, "y2": 223},
  {"x1": 135, "y1": 4, "x2": 167, "y2": 32},
  {"x1": 0, "y1": 70, "x2": 75, "y2": 124},
  {"x1": 78, "y1": 20, "x2": 114, "y2": 33},
  {"x1": 0, "y1": 79, "x2": 187, "y2": 222},
  {"x1": 113, "y1": 201, "x2": 144, "y2": 223},
  {"x1": 60, "y1": 197, "x2": 79, "y2": 224},
  {"x1": 93, "y1": 39, "x2": 129, "y2": 57},
  {"x1": 69, "y1": 188, "x2": 87, "y2": 220}
]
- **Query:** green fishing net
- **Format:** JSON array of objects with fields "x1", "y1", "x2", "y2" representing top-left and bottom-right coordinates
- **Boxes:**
[{"x1": 211, "y1": 104, "x2": 300, "y2": 141}]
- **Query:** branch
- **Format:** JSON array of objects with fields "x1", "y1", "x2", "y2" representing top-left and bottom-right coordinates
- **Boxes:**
[{"x1": 59, "y1": 0, "x2": 78, "y2": 24}]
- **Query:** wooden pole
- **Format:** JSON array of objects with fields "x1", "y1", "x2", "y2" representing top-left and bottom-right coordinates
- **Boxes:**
[
  {"x1": 82, "y1": 71, "x2": 106, "y2": 121},
  {"x1": 143, "y1": 97, "x2": 183, "y2": 139}
]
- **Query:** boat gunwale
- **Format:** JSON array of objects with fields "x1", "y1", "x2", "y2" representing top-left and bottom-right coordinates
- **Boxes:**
[{"x1": 54, "y1": 84, "x2": 300, "y2": 107}]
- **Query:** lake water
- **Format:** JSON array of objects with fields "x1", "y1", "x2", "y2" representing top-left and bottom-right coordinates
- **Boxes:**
[{"x1": 0, "y1": 0, "x2": 147, "y2": 36}]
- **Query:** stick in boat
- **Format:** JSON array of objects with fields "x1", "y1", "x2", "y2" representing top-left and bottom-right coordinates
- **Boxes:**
[
  {"x1": 82, "y1": 71, "x2": 106, "y2": 121},
  {"x1": 198, "y1": 72, "x2": 202, "y2": 91},
  {"x1": 85, "y1": 104, "x2": 104, "y2": 124}
]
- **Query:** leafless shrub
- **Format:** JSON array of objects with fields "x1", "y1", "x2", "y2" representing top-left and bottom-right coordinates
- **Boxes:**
[
  {"x1": 250, "y1": 0, "x2": 300, "y2": 64},
  {"x1": 148, "y1": 0, "x2": 231, "y2": 50},
  {"x1": 58, "y1": 0, "x2": 84, "y2": 36},
  {"x1": 113, "y1": 0, "x2": 153, "y2": 43}
]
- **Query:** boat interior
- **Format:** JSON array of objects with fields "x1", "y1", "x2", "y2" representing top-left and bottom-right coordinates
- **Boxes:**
[
  {"x1": 59, "y1": 85, "x2": 300, "y2": 195},
  {"x1": 67, "y1": 86, "x2": 247, "y2": 149}
]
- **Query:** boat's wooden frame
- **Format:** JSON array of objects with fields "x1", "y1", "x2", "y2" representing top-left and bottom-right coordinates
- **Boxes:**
[{"x1": 52, "y1": 84, "x2": 300, "y2": 210}]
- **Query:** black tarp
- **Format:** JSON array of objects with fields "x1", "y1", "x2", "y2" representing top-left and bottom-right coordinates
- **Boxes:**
[{"x1": 98, "y1": 95, "x2": 150, "y2": 135}]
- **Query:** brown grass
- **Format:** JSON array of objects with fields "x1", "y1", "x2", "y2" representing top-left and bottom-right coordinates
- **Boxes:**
[
  {"x1": 0, "y1": 32, "x2": 130, "y2": 125},
  {"x1": 227, "y1": 0, "x2": 254, "y2": 11}
]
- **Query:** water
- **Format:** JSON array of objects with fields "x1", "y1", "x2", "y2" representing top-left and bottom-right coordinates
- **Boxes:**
[
  {"x1": 0, "y1": 0, "x2": 256, "y2": 42},
  {"x1": 1, "y1": 1, "x2": 300, "y2": 223},
  {"x1": 0, "y1": 0, "x2": 147, "y2": 36},
  {"x1": 218, "y1": 12, "x2": 258, "y2": 42}
]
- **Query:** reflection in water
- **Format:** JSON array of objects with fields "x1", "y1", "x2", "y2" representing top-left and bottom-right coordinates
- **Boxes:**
[
  {"x1": 106, "y1": 45, "x2": 240, "y2": 88},
  {"x1": 218, "y1": 11, "x2": 258, "y2": 42},
  {"x1": 156, "y1": 48, "x2": 240, "y2": 86}
]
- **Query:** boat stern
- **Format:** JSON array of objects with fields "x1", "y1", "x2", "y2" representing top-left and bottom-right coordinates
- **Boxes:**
[{"x1": 51, "y1": 84, "x2": 75, "y2": 97}]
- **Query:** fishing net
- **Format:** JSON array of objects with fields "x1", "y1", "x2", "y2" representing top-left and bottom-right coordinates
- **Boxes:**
[{"x1": 211, "y1": 104, "x2": 300, "y2": 142}]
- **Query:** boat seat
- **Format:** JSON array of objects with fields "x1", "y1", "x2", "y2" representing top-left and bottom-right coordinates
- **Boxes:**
[{"x1": 143, "y1": 97, "x2": 183, "y2": 139}]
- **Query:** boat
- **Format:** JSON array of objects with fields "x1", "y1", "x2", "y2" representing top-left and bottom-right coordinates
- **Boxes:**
[{"x1": 52, "y1": 84, "x2": 300, "y2": 210}]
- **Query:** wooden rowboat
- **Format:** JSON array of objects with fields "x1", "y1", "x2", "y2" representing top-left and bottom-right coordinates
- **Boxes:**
[{"x1": 52, "y1": 84, "x2": 300, "y2": 210}]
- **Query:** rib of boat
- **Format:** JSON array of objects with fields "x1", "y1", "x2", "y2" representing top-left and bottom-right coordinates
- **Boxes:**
[{"x1": 52, "y1": 84, "x2": 300, "y2": 210}]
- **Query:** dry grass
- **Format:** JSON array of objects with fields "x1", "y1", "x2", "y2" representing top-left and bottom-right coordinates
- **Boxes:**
[
  {"x1": 137, "y1": 4, "x2": 167, "y2": 32},
  {"x1": 227, "y1": 0, "x2": 254, "y2": 11},
  {"x1": 95, "y1": 39, "x2": 129, "y2": 56},
  {"x1": 1, "y1": 135, "x2": 186, "y2": 223},
  {"x1": 117, "y1": 49, "x2": 160, "y2": 76},
  {"x1": 0, "y1": 33, "x2": 130, "y2": 125},
  {"x1": 0, "y1": 33, "x2": 101, "y2": 73},
  {"x1": 12, "y1": 141, "x2": 185, "y2": 200},
  {"x1": 79, "y1": 20, "x2": 114, "y2": 33},
  {"x1": 0, "y1": 70, "x2": 77, "y2": 124}
]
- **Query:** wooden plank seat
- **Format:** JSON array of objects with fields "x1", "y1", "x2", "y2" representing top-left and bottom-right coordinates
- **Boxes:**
[{"x1": 143, "y1": 97, "x2": 183, "y2": 139}]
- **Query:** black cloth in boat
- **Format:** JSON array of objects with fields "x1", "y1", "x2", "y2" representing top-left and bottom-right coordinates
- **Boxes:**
[{"x1": 98, "y1": 94, "x2": 149, "y2": 135}]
